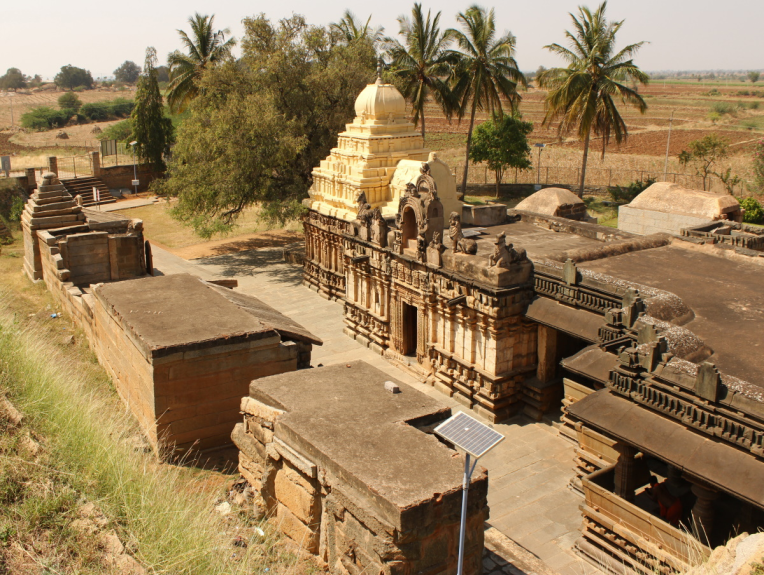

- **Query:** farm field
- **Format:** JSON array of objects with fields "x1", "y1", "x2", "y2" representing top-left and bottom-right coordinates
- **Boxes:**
[{"x1": 420, "y1": 80, "x2": 764, "y2": 193}]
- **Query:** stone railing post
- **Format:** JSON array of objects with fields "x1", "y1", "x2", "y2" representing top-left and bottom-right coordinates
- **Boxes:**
[
  {"x1": 25, "y1": 168, "x2": 36, "y2": 191},
  {"x1": 47, "y1": 156, "x2": 58, "y2": 176},
  {"x1": 90, "y1": 151, "x2": 101, "y2": 177}
]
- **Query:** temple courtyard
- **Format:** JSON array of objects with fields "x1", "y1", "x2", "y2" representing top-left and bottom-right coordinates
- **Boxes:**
[{"x1": 150, "y1": 242, "x2": 601, "y2": 575}]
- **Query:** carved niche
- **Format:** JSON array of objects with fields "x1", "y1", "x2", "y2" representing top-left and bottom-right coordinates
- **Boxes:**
[{"x1": 396, "y1": 163, "x2": 445, "y2": 248}]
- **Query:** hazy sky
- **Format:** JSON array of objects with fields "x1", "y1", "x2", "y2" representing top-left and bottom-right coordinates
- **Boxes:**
[{"x1": 2, "y1": 0, "x2": 761, "y2": 80}]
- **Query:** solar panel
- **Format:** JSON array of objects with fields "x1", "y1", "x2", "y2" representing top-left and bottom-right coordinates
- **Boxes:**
[{"x1": 434, "y1": 412, "x2": 504, "y2": 458}]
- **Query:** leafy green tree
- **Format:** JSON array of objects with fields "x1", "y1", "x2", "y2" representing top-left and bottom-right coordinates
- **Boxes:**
[
  {"x1": 384, "y1": 3, "x2": 455, "y2": 138},
  {"x1": 0, "y1": 68, "x2": 26, "y2": 90},
  {"x1": 57, "y1": 92, "x2": 82, "y2": 113},
  {"x1": 160, "y1": 15, "x2": 376, "y2": 237},
  {"x1": 331, "y1": 10, "x2": 384, "y2": 45},
  {"x1": 114, "y1": 60, "x2": 141, "y2": 84},
  {"x1": 678, "y1": 134, "x2": 729, "y2": 191},
  {"x1": 166, "y1": 13, "x2": 236, "y2": 113},
  {"x1": 54, "y1": 65, "x2": 94, "y2": 90},
  {"x1": 539, "y1": 1, "x2": 648, "y2": 197},
  {"x1": 748, "y1": 71, "x2": 760, "y2": 84},
  {"x1": 156, "y1": 66, "x2": 170, "y2": 83},
  {"x1": 448, "y1": 5, "x2": 526, "y2": 194},
  {"x1": 131, "y1": 48, "x2": 174, "y2": 170},
  {"x1": 469, "y1": 114, "x2": 532, "y2": 197}
]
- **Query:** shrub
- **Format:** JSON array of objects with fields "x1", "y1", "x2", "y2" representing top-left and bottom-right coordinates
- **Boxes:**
[
  {"x1": 753, "y1": 139, "x2": 764, "y2": 192},
  {"x1": 749, "y1": 101, "x2": 760, "y2": 110},
  {"x1": 109, "y1": 98, "x2": 134, "y2": 118},
  {"x1": 608, "y1": 177, "x2": 656, "y2": 204},
  {"x1": 80, "y1": 99, "x2": 134, "y2": 121},
  {"x1": 57, "y1": 92, "x2": 82, "y2": 112},
  {"x1": 739, "y1": 197, "x2": 764, "y2": 224},
  {"x1": 20, "y1": 106, "x2": 70, "y2": 130},
  {"x1": 98, "y1": 118, "x2": 133, "y2": 141},
  {"x1": 710, "y1": 101, "x2": 738, "y2": 116},
  {"x1": 80, "y1": 102, "x2": 111, "y2": 121}
]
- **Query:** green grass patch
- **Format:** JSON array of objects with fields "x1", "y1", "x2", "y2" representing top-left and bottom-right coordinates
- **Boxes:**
[{"x1": 0, "y1": 237, "x2": 299, "y2": 573}]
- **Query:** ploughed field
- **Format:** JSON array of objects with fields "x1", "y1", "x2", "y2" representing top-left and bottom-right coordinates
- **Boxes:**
[{"x1": 418, "y1": 81, "x2": 764, "y2": 190}]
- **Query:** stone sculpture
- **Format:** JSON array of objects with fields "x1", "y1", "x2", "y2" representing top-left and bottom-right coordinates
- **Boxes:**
[
  {"x1": 371, "y1": 209, "x2": 388, "y2": 247},
  {"x1": 448, "y1": 212, "x2": 477, "y2": 255},
  {"x1": 488, "y1": 232, "x2": 527, "y2": 268}
]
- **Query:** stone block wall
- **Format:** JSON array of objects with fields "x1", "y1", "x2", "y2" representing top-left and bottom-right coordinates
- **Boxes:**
[
  {"x1": 90, "y1": 297, "x2": 303, "y2": 452},
  {"x1": 98, "y1": 164, "x2": 163, "y2": 193},
  {"x1": 233, "y1": 394, "x2": 488, "y2": 575},
  {"x1": 618, "y1": 205, "x2": 712, "y2": 236}
]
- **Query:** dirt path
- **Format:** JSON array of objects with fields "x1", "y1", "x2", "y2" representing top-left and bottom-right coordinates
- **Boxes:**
[{"x1": 151, "y1": 229, "x2": 303, "y2": 260}]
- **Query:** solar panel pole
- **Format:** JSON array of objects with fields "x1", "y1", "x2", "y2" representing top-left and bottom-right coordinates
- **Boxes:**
[{"x1": 457, "y1": 453, "x2": 470, "y2": 575}]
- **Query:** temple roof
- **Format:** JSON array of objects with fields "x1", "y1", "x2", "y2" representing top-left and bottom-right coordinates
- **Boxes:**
[{"x1": 354, "y1": 78, "x2": 407, "y2": 121}]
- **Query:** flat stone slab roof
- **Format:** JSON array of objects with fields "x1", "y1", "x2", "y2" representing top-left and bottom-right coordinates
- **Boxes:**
[
  {"x1": 472, "y1": 221, "x2": 601, "y2": 260},
  {"x1": 579, "y1": 246, "x2": 764, "y2": 386},
  {"x1": 93, "y1": 273, "x2": 320, "y2": 360},
  {"x1": 249, "y1": 360, "x2": 482, "y2": 530}
]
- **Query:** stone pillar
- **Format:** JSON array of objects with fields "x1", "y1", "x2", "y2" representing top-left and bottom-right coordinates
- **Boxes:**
[
  {"x1": 47, "y1": 156, "x2": 58, "y2": 176},
  {"x1": 89, "y1": 151, "x2": 101, "y2": 177},
  {"x1": 690, "y1": 481, "x2": 719, "y2": 541},
  {"x1": 25, "y1": 168, "x2": 36, "y2": 192},
  {"x1": 614, "y1": 444, "x2": 638, "y2": 502},
  {"x1": 537, "y1": 324, "x2": 558, "y2": 383},
  {"x1": 666, "y1": 464, "x2": 683, "y2": 489}
]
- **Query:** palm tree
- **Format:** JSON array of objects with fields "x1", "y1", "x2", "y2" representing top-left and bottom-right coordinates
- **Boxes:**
[
  {"x1": 539, "y1": 1, "x2": 648, "y2": 197},
  {"x1": 331, "y1": 10, "x2": 384, "y2": 45},
  {"x1": 448, "y1": 6, "x2": 526, "y2": 194},
  {"x1": 166, "y1": 13, "x2": 236, "y2": 113},
  {"x1": 384, "y1": 4, "x2": 456, "y2": 138}
]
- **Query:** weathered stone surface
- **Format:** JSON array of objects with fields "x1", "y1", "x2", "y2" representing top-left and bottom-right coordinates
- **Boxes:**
[
  {"x1": 514, "y1": 187, "x2": 587, "y2": 220},
  {"x1": 274, "y1": 467, "x2": 319, "y2": 524},
  {"x1": 274, "y1": 502, "x2": 319, "y2": 553}
]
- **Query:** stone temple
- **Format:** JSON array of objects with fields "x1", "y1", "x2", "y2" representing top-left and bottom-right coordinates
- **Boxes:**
[{"x1": 296, "y1": 76, "x2": 764, "y2": 574}]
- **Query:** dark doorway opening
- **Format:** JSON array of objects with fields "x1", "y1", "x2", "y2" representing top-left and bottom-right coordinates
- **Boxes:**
[{"x1": 402, "y1": 302, "x2": 418, "y2": 356}]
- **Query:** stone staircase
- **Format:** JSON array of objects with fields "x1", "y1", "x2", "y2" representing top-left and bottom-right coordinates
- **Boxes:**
[{"x1": 60, "y1": 177, "x2": 116, "y2": 207}]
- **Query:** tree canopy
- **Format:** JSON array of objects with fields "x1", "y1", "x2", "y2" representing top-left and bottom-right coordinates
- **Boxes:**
[
  {"x1": 55, "y1": 65, "x2": 94, "y2": 90},
  {"x1": 0, "y1": 68, "x2": 26, "y2": 90},
  {"x1": 384, "y1": 3, "x2": 456, "y2": 138},
  {"x1": 166, "y1": 13, "x2": 236, "y2": 113},
  {"x1": 469, "y1": 113, "x2": 533, "y2": 196},
  {"x1": 131, "y1": 48, "x2": 174, "y2": 170},
  {"x1": 448, "y1": 5, "x2": 526, "y2": 193},
  {"x1": 539, "y1": 1, "x2": 648, "y2": 197},
  {"x1": 114, "y1": 60, "x2": 142, "y2": 84},
  {"x1": 159, "y1": 15, "x2": 376, "y2": 237},
  {"x1": 679, "y1": 134, "x2": 730, "y2": 191},
  {"x1": 57, "y1": 92, "x2": 82, "y2": 112},
  {"x1": 331, "y1": 10, "x2": 384, "y2": 45}
]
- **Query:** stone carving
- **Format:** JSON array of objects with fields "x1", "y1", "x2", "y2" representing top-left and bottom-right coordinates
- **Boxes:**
[
  {"x1": 448, "y1": 212, "x2": 477, "y2": 255},
  {"x1": 488, "y1": 232, "x2": 527, "y2": 268},
  {"x1": 356, "y1": 192, "x2": 373, "y2": 224},
  {"x1": 371, "y1": 209, "x2": 388, "y2": 247},
  {"x1": 416, "y1": 163, "x2": 437, "y2": 199},
  {"x1": 426, "y1": 231, "x2": 445, "y2": 267},
  {"x1": 416, "y1": 233, "x2": 427, "y2": 263},
  {"x1": 41, "y1": 172, "x2": 61, "y2": 186}
]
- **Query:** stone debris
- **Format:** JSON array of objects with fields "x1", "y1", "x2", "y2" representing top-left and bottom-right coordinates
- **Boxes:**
[
  {"x1": 69, "y1": 502, "x2": 146, "y2": 575},
  {"x1": 55, "y1": 130, "x2": 69, "y2": 139},
  {"x1": 0, "y1": 395, "x2": 24, "y2": 427}
]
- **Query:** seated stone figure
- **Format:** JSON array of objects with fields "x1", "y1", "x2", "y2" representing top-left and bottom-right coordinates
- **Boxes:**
[
  {"x1": 488, "y1": 232, "x2": 527, "y2": 268},
  {"x1": 448, "y1": 212, "x2": 477, "y2": 255},
  {"x1": 356, "y1": 191, "x2": 373, "y2": 225}
]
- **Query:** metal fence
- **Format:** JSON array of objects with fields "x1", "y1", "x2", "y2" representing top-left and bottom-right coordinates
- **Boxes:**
[{"x1": 453, "y1": 164, "x2": 751, "y2": 196}]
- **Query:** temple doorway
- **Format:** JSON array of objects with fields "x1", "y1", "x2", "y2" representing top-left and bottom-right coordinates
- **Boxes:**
[{"x1": 402, "y1": 302, "x2": 418, "y2": 356}]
